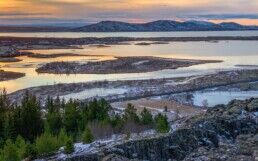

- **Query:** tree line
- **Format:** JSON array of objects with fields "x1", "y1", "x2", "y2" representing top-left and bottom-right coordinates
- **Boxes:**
[{"x1": 0, "y1": 89, "x2": 170, "y2": 161}]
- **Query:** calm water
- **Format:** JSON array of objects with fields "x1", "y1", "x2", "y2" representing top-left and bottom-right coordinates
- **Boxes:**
[
  {"x1": 1, "y1": 31, "x2": 258, "y2": 38},
  {"x1": 193, "y1": 91, "x2": 258, "y2": 107},
  {"x1": 1, "y1": 32, "x2": 258, "y2": 97}
]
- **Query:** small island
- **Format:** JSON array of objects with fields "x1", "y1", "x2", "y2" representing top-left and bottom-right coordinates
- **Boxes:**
[
  {"x1": 36, "y1": 56, "x2": 221, "y2": 74},
  {"x1": 0, "y1": 70, "x2": 25, "y2": 81}
]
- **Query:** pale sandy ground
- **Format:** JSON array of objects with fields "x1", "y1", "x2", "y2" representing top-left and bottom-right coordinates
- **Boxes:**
[{"x1": 111, "y1": 98, "x2": 205, "y2": 121}]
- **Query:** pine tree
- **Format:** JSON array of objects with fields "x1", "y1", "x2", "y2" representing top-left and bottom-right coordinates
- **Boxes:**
[
  {"x1": 82, "y1": 128, "x2": 94, "y2": 144},
  {"x1": 155, "y1": 114, "x2": 170, "y2": 133},
  {"x1": 46, "y1": 97, "x2": 62, "y2": 135},
  {"x1": 3, "y1": 110, "x2": 16, "y2": 141},
  {"x1": 63, "y1": 100, "x2": 79, "y2": 136},
  {"x1": 110, "y1": 114, "x2": 124, "y2": 129},
  {"x1": 124, "y1": 103, "x2": 139, "y2": 123},
  {"x1": 20, "y1": 92, "x2": 44, "y2": 141},
  {"x1": 140, "y1": 108, "x2": 153, "y2": 125},
  {"x1": 0, "y1": 89, "x2": 8, "y2": 142}
]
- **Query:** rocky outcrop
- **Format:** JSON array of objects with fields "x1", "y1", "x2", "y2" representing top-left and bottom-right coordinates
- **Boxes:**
[
  {"x1": 183, "y1": 134, "x2": 258, "y2": 161},
  {"x1": 42, "y1": 98, "x2": 258, "y2": 161}
]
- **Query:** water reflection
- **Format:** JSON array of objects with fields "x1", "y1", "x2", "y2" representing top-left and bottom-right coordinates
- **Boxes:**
[
  {"x1": 193, "y1": 91, "x2": 258, "y2": 107},
  {"x1": 1, "y1": 31, "x2": 258, "y2": 38},
  {"x1": 1, "y1": 40, "x2": 258, "y2": 93}
]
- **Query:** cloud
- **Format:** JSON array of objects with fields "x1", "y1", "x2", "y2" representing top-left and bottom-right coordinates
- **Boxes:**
[
  {"x1": 191, "y1": 14, "x2": 258, "y2": 20},
  {"x1": 0, "y1": 12, "x2": 51, "y2": 17},
  {"x1": 1, "y1": 0, "x2": 258, "y2": 25}
]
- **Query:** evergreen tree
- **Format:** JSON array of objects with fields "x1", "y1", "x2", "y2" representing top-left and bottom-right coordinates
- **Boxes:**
[
  {"x1": 155, "y1": 114, "x2": 170, "y2": 133},
  {"x1": 124, "y1": 103, "x2": 139, "y2": 123},
  {"x1": 3, "y1": 110, "x2": 17, "y2": 141},
  {"x1": 82, "y1": 128, "x2": 94, "y2": 144},
  {"x1": 140, "y1": 108, "x2": 153, "y2": 125},
  {"x1": 110, "y1": 114, "x2": 124, "y2": 129},
  {"x1": 46, "y1": 97, "x2": 62, "y2": 135},
  {"x1": 63, "y1": 99, "x2": 79, "y2": 136},
  {"x1": 20, "y1": 92, "x2": 44, "y2": 141},
  {"x1": 97, "y1": 98, "x2": 111, "y2": 120},
  {"x1": 0, "y1": 89, "x2": 8, "y2": 142}
]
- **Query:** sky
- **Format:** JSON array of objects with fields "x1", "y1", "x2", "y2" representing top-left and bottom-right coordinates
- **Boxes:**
[{"x1": 1, "y1": 0, "x2": 258, "y2": 26}]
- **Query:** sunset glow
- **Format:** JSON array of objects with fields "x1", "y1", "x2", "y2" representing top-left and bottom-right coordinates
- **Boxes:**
[{"x1": 0, "y1": 0, "x2": 258, "y2": 25}]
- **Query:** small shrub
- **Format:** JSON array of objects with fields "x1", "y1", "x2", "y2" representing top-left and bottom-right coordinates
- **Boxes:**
[
  {"x1": 35, "y1": 132, "x2": 60, "y2": 156},
  {"x1": 15, "y1": 135, "x2": 27, "y2": 159},
  {"x1": 64, "y1": 139, "x2": 74, "y2": 154},
  {"x1": 2, "y1": 139, "x2": 20, "y2": 161},
  {"x1": 25, "y1": 144, "x2": 37, "y2": 160},
  {"x1": 57, "y1": 128, "x2": 70, "y2": 147}
]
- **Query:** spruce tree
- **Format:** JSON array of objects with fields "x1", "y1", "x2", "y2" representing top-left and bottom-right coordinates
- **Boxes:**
[
  {"x1": 140, "y1": 108, "x2": 153, "y2": 125},
  {"x1": 63, "y1": 100, "x2": 79, "y2": 136},
  {"x1": 82, "y1": 128, "x2": 94, "y2": 144},
  {"x1": 20, "y1": 92, "x2": 44, "y2": 141},
  {"x1": 155, "y1": 114, "x2": 170, "y2": 133},
  {"x1": 46, "y1": 97, "x2": 62, "y2": 135},
  {"x1": 124, "y1": 103, "x2": 139, "y2": 123}
]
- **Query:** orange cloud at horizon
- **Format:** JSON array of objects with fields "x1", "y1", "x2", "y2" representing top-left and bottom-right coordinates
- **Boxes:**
[
  {"x1": 211, "y1": 19, "x2": 258, "y2": 26},
  {"x1": 1, "y1": 0, "x2": 258, "y2": 25}
]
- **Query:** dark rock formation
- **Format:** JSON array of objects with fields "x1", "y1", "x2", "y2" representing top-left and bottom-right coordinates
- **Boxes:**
[{"x1": 42, "y1": 98, "x2": 258, "y2": 161}]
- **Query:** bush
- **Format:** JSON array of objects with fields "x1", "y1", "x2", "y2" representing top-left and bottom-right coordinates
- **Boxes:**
[
  {"x1": 25, "y1": 144, "x2": 37, "y2": 160},
  {"x1": 15, "y1": 135, "x2": 27, "y2": 159},
  {"x1": 57, "y1": 128, "x2": 70, "y2": 147},
  {"x1": 64, "y1": 139, "x2": 74, "y2": 154},
  {"x1": 35, "y1": 132, "x2": 60, "y2": 156},
  {"x1": 2, "y1": 139, "x2": 20, "y2": 161},
  {"x1": 155, "y1": 114, "x2": 170, "y2": 133},
  {"x1": 0, "y1": 136, "x2": 30, "y2": 161},
  {"x1": 82, "y1": 128, "x2": 94, "y2": 144}
]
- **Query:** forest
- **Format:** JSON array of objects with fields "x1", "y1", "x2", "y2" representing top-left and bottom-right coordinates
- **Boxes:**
[{"x1": 0, "y1": 89, "x2": 169, "y2": 161}]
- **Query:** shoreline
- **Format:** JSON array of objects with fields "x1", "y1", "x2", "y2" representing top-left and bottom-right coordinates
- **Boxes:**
[{"x1": 8, "y1": 69, "x2": 258, "y2": 105}]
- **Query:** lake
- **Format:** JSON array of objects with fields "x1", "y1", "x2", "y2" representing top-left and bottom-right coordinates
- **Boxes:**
[
  {"x1": 1, "y1": 31, "x2": 258, "y2": 38},
  {"x1": 0, "y1": 31, "x2": 258, "y2": 106}
]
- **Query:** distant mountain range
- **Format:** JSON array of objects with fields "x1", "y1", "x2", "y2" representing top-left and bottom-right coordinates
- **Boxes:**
[
  {"x1": 73, "y1": 20, "x2": 258, "y2": 32},
  {"x1": 1, "y1": 20, "x2": 258, "y2": 32}
]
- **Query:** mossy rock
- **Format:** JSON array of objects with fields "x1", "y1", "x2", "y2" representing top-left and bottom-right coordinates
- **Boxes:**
[
  {"x1": 226, "y1": 106, "x2": 243, "y2": 115},
  {"x1": 247, "y1": 99, "x2": 258, "y2": 112}
]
